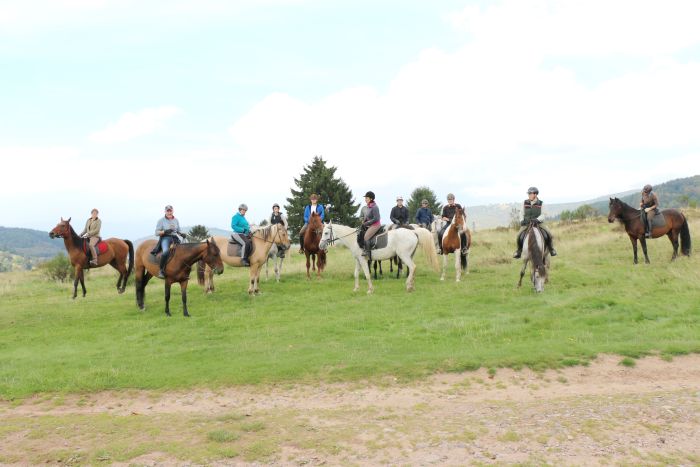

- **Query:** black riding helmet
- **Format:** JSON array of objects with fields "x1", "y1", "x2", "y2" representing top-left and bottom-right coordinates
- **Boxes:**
[
  {"x1": 527, "y1": 187, "x2": 539, "y2": 195},
  {"x1": 364, "y1": 191, "x2": 375, "y2": 200},
  {"x1": 643, "y1": 184, "x2": 652, "y2": 193}
]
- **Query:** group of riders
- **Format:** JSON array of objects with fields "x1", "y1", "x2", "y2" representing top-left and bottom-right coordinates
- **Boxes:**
[{"x1": 78, "y1": 185, "x2": 662, "y2": 278}]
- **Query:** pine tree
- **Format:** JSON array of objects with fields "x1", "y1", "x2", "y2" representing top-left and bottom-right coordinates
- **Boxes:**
[
  {"x1": 285, "y1": 156, "x2": 360, "y2": 235},
  {"x1": 187, "y1": 225, "x2": 209, "y2": 241},
  {"x1": 406, "y1": 186, "x2": 442, "y2": 222}
]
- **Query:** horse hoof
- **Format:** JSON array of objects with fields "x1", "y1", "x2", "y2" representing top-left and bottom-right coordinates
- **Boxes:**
[
  {"x1": 184, "y1": 313, "x2": 190, "y2": 318},
  {"x1": 139, "y1": 307, "x2": 145, "y2": 312},
  {"x1": 118, "y1": 289, "x2": 125, "y2": 294}
]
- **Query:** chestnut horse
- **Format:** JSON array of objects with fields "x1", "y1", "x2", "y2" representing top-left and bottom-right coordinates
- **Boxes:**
[
  {"x1": 607, "y1": 197, "x2": 691, "y2": 264},
  {"x1": 440, "y1": 207, "x2": 471, "y2": 282},
  {"x1": 49, "y1": 217, "x2": 134, "y2": 299},
  {"x1": 199, "y1": 223, "x2": 291, "y2": 295},
  {"x1": 303, "y1": 211, "x2": 327, "y2": 278},
  {"x1": 135, "y1": 238, "x2": 223, "y2": 317}
]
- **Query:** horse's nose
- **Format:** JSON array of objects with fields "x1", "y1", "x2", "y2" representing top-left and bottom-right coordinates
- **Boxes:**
[{"x1": 49, "y1": 232, "x2": 55, "y2": 238}]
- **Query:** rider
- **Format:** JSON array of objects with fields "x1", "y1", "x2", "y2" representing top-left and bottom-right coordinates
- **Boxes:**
[
  {"x1": 415, "y1": 199, "x2": 434, "y2": 228},
  {"x1": 389, "y1": 195, "x2": 409, "y2": 229},
  {"x1": 437, "y1": 193, "x2": 463, "y2": 254},
  {"x1": 512, "y1": 187, "x2": 557, "y2": 258},
  {"x1": 79, "y1": 208, "x2": 101, "y2": 266},
  {"x1": 231, "y1": 203, "x2": 251, "y2": 266},
  {"x1": 153, "y1": 205, "x2": 187, "y2": 278},
  {"x1": 361, "y1": 191, "x2": 381, "y2": 257},
  {"x1": 269, "y1": 203, "x2": 288, "y2": 257},
  {"x1": 640, "y1": 184, "x2": 659, "y2": 238},
  {"x1": 298, "y1": 193, "x2": 325, "y2": 254}
]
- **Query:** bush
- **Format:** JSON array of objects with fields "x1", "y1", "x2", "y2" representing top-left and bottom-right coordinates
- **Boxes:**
[{"x1": 39, "y1": 253, "x2": 74, "y2": 282}]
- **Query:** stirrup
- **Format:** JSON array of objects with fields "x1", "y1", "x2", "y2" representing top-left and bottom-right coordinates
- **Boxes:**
[
  {"x1": 513, "y1": 250, "x2": 522, "y2": 259},
  {"x1": 90, "y1": 259, "x2": 98, "y2": 265},
  {"x1": 158, "y1": 270, "x2": 165, "y2": 278},
  {"x1": 549, "y1": 248, "x2": 557, "y2": 256}
]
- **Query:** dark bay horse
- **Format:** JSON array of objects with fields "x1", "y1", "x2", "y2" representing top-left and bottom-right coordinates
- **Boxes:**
[
  {"x1": 49, "y1": 217, "x2": 134, "y2": 299},
  {"x1": 135, "y1": 239, "x2": 223, "y2": 317},
  {"x1": 303, "y1": 211, "x2": 326, "y2": 278},
  {"x1": 608, "y1": 197, "x2": 691, "y2": 264}
]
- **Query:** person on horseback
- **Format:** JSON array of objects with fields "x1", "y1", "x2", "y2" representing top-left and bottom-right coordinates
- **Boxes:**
[
  {"x1": 513, "y1": 187, "x2": 557, "y2": 258},
  {"x1": 79, "y1": 208, "x2": 101, "y2": 266},
  {"x1": 437, "y1": 193, "x2": 463, "y2": 254},
  {"x1": 298, "y1": 193, "x2": 325, "y2": 254},
  {"x1": 269, "y1": 203, "x2": 288, "y2": 258},
  {"x1": 231, "y1": 203, "x2": 251, "y2": 266},
  {"x1": 389, "y1": 196, "x2": 409, "y2": 230},
  {"x1": 361, "y1": 191, "x2": 381, "y2": 257},
  {"x1": 415, "y1": 199, "x2": 434, "y2": 228},
  {"x1": 640, "y1": 184, "x2": 659, "y2": 238},
  {"x1": 153, "y1": 205, "x2": 188, "y2": 278}
]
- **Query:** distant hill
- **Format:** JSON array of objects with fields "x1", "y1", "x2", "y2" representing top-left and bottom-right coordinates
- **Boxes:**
[
  {"x1": 0, "y1": 227, "x2": 64, "y2": 259},
  {"x1": 133, "y1": 226, "x2": 232, "y2": 247}
]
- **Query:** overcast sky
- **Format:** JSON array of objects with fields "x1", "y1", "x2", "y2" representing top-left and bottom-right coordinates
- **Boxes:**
[{"x1": 2, "y1": 0, "x2": 700, "y2": 238}]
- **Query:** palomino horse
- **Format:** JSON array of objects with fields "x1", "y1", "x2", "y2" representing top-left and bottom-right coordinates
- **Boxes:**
[
  {"x1": 319, "y1": 222, "x2": 440, "y2": 294},
  {"x1": 607, "y1": 197, "x2": 691, "y2": 264},
  {"x1": 517, "y1": 220, "x2": 548, "y2": 293},
  {"x1": 265, "y1": 243, "x2": 285, "y2": 282},
  {"x1": 49, "y1": 217, "x2": 134, "y2": 299},
  {"x1": 135, "y1": 238, "x2": 223, "y2": 317},
  {"x1": 303, "y1": 211, "x2": 327, "y2": 278},
  {"x1": 440, "y1": 207, "x2": 471, "y2": 282},
  {"x1": 200, "y1": 223, "x2": 291, "y2": 295}
]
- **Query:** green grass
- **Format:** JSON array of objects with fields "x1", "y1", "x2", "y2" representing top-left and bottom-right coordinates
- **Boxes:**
[{"x1": 1, "y1": 215, "x2": 699, "y2": 399}]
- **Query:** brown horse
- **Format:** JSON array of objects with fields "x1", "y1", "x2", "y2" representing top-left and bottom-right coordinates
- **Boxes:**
[
  {"x1": 440, "y1": 207, "x2": 471, "y2": 282},
  {"x1": 607, "y1": 197, "x2": 691, "y2": 264},
  {"x1": 49, "y1": 217, "x2": 134, "y2": 299},
  {"x1": 135, "y1": 239, "x2": 223, "y2": 317},
  {"x1": 303, "y1": 211, "x2": 326, "y2": 278}
]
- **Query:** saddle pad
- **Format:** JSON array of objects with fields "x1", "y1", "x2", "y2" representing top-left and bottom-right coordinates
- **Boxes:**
[
  {"x1": 148, "y1": 244, "x2": 176, "y2": 266},
  {"x1": 83, "y1": 240, "x2": 108, "y2": 256},
  {"x1": 227, "y1": 242, "x2": 242, "y2": 257},
  {"x1": 370, "y1": 232, "x2": 389, "y2": 250},
  {"x1": 651, "y1": 213, "x2": 666, "y2": 229}
]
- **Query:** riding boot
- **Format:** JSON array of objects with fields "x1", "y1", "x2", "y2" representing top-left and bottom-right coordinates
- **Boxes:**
[
  {"x1": 298, "y1": 233, "x2": 304, "y2": 254},
  {"x1": 241, "y1": 245, "x2": 250, "y2": 266},
  {"x1": 548, "y1": 240, "x2": 557, "y2": 256},
  {"x1": 646, "y1": 218, "x2": 652, "y2": 238},
  {"x1": 513, "y1": 231, "x2": 524, "y2": 258},
  {"x1": 158, "y1": 253, "x2": 167, "y2": 278}
]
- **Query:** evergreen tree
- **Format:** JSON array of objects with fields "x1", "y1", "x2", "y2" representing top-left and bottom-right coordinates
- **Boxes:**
[
  {"x1": 406, "y1": 186, "x2": 442, "y2": 222},
  {"x1": 285, "y1": 156, "x2": 360, "y2": 235},
  {"x1": 187, "y1": 225, "x2": 209, "y2": 241}
]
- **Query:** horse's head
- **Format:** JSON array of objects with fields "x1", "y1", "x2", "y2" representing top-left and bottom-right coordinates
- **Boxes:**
[
  {"x1": 532, "y1": 264, "x2": 546, "y2": 293},
  {"x1": 607, "y1": 197, "x2": 623, "y2": 223},
  {"x1": 273, "y1": 223, "x2": 291, "y2": 249},
  {"x1": 49, "y1": 217, "x2": 72, "y2": 239},
  {"x1": 308, "y1": 211, "x2": 323, "y2": 234},
  {"x1": 319, "y1": 222, "x2": 333, "y2": 250},
  {"x1": 203, "y1": 238, "x2": 224, "y2": 275}
]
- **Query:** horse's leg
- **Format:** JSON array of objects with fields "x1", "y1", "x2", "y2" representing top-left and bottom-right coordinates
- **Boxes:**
[
  {"x1": 667, "y1": 229, "x2": 679, "y2": 260},
  {"x1": 72, "y1": 265, "x2": 81, "y2": 299},
  {"x1": 628, "y1": 235, "x2": 639, "y2": 264},
  {"x1": 164, "y1": 280, "x2": 172, "y2": 316},
  {"x1": 464, "y1": 251, "x2": 469, "y2": 275},
  {"x1": 639, "y1": 237, "x2": 650, "y2": 264},
  {"x1": 359, "y1": 256, "x2": 374, "y2": 294},
  {"x1": 354, "y1": 259, "x2": 361, "y2": 292},
  {"x1": 518, "y1": 259, "x2": 529, "y2": 287},
  {"x1": 265, "y1": 257, "x2": 269, "y2": 281},
  {"x1": 440, "y1": 254, "x2": 447, "y2": 281},
  {"x1": 275, "y1": 256, "x2": 282, "y2": 282},
  {"x1": 112, "y1": 258, "x2": 127, "y2": 294},
  {"x1": 305, "y1": 253, "x2": 311, "y2": 279},
  {"x1": 137, "y1": 271, "x2": 152, "y2": 311},
  {"x1": 181, "y1": 281, "x2": 190, "y2": 317},
  {"x1": 401, "y1": 255, "x2": 416, "y2": 292},
  {"x1": 316, "y1": 253, "x2": 322, "y2": 278},
  {"x1": 76, "y1": 266, "x2": 87, "y2": 297},
  {"x1": 254, "y1": 266, "x2": 262, "y2": 294},
  {"x1": 454, "y1": 250, "x2": 461, "y2": 282}
]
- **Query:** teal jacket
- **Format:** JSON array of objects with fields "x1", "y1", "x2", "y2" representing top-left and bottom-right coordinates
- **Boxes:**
[{"x1": 231, "y1": 213, "x2": 250, "y2": 234}]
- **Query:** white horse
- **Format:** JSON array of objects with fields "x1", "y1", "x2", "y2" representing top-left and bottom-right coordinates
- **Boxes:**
[
  {"x1": 517, "y1": 222, "x2": 549, "y2": 293},
  {"x1": 319, "y1": 222, "x2": 440, "y2": 294},
  {"x1": 430, "y1": 218, "x2": 447, "y2": 252},
  {"x1": 264, "y1": 243, "x2": 285, "y2": 282}
]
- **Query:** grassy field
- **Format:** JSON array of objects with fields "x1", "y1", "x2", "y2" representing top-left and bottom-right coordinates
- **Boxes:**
[{"x1": 1, "y1": 215, "x2": 699, "y2": 400}]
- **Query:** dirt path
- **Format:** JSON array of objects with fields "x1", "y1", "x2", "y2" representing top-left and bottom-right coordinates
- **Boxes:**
[{"x1": 2, "y1": 354, "x2": 699, "y2": 465}]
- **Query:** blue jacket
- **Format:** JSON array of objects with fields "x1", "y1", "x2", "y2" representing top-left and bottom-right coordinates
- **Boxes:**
[
  {"x1": 231, "y1": 212, "x2": 250, "y2": 234},
  {"x1": 415, "y1": 207, "x2": 434, "y2": 226},
  {"x1": 303, "y1": 204, "x2": 325, "y2": 224}
]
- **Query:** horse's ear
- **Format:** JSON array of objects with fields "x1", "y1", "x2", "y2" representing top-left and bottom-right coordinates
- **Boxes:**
[{"x1": 67, "y1": 217, "x2": 71, "y2": 223}]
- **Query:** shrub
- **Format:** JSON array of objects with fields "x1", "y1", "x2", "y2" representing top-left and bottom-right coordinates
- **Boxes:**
[{"x1": 39, "y1": 253, "x2": 74, "y2": 282}]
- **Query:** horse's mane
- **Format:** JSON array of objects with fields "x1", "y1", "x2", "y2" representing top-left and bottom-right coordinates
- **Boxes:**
[
  {"x1": 611, "y1": 197, "x2": 640, "y2": 223},
  {"x1": 253, "y1": 225, "x2": 273, "y2": 241}
]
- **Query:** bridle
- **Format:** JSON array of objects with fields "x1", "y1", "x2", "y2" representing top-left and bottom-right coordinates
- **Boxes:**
[{"x1": 323, "y1": 224, "x2": 359, "y2": 247}]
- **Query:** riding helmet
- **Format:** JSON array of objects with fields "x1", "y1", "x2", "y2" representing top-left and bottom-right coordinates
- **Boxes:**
[
  {"x1": 527, "y1": 187, "x2": 539, "y2": 195},
  {"x1": 643, "y1": 184, "x2": 652, "y2": 193},
  {"x1": 364, "y1": 191, "x2": 375, "y2": 200},
  {"x1": 238, "y1": 203, "x2": 248, "y2": 211},
  {"x1": 272, "y1": 203, "x2": 280, "y2": 208},
  {"x1": 447, "y1": 193, "x2": 455, "y2": 200}
]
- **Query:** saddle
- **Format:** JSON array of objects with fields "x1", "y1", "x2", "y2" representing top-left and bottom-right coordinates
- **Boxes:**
[
  {"x1": 82, "y1": 237, "x2": 107, "y2": 259},
  {"x1": 641, "y1": 210, "x2": 666, "y2": 229},
  {"x1": 228, "y1": 235, "x2": 254, "y2": 260},
  {"x1": 148, "y1": 242, "x2": 178, "y2": 267},
  {"x1": 357, "y1": 225, "x2": 389, "y2": 251}
]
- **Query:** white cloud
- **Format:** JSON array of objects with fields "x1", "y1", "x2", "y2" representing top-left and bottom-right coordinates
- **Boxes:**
[{"x1": 89, "y1": 106, "x2": 182, "y2": 144}]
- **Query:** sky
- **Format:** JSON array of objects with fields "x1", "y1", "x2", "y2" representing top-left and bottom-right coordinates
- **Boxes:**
[{"x1": 2, "y1": 0, "x2": 700, "y2": 239}]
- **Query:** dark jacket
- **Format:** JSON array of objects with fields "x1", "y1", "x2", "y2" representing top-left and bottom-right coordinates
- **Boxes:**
[
  {"x1": 415, "y1": 207, "x2": 434, "y2": 226},
  {"x1": 390, "y1": 205, "x2": 409, "y2": 225},
  {"x1": 363, "y1": 202, "x2": 381, "y2": 227},
  {"x1": 641, "y1": 191, "x2": 659, "y2": 209},
  {"x1": 521, "y1": 199, "x2": 544, "y2": 225},
  {"x1": 441, "y1": 203, "x2": 463, "y2": 221}
]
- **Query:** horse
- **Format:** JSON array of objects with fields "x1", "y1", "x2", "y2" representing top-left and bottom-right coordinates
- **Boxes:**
[
  {"x1": 517, "y1": 220, "x2": 548, "y2": 293},
  {"x1": 199, "y1": 223, "x2": 291, "y2": 295},
  {"x1": 303, "y1": 211, "x2": 327, "y2": 278},
  {"x1": 264, "y1": 243, "x2": 285, "y2": 282},
  {"x1": 430, "y1": 218, "x2": 447, "y2": 252},
  {"x1": 49, "y1": 217, "x2": 134, "y2": 299},
  {"x1": 319, "y1": 222, "x2": 440, "y2": 294},
  {"x1": 440, "y1": 207, "x2": 471, "y2": 282},
  {"x1": 135, "y1": 238, "x2": 223, "y2": 317},
  {"x1": 607, "y1": 197, "x2": 691, "y2": 264}
]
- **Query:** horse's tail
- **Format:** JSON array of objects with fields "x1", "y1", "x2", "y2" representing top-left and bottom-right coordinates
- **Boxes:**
[
  {"x1": 460, "y1": 230, "x2": 470, "y2": 272},
  {"x1": 415, "y1": 227, "x2": 441, "y2": 272},
  {"x1": 125, "y1": 239, "x2": 134, "y2": 284},
  {"x1": 318, "y1": 248, "x2": 327, "y2": 270},
  {"x1": 197, "y1": 259, "x2": 206, "y2": 286},
  {"x1": 680, "y1": 216, "x2": 691, "y2": 256}
]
